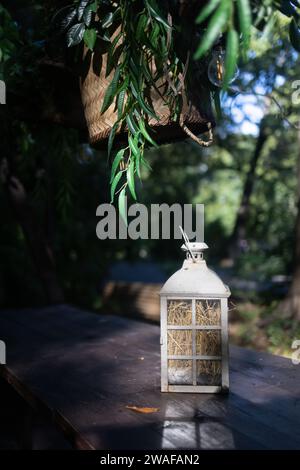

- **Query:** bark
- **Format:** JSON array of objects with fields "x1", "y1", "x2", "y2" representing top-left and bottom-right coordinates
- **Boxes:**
[
  {"x1": 228, "y1": 117, "x2": 269, "y2": 260},
  {"x1": 1, "y1": 160, "x2": 64, "y2": 304}
]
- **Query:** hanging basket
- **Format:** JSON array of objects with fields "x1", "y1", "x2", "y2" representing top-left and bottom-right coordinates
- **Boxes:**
[
  {"x1": 80, "y1": 53, "x2": 214, "y2": 149},
  {"x1": 79, "y1": 1, "x2": 214, "y2": 149},
  {"x1": 46, "y1": 0, "x2": 214, "y2": 149},
  {"x1": 80, "y1": 46, "x2": 213, "y2": 147}
]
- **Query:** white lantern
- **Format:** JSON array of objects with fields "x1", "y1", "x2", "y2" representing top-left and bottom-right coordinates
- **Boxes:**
[{"x1": 160, "y1": 236, "x2": 230, "y2": 393}]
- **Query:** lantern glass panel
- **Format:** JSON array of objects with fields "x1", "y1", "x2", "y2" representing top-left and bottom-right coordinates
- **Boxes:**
[
  {"x1": 168, "y1": 359, "x2": 193, "y2": 385},
  {"x1": 196, "y1": 360, "x2": 222, "y2": 385},
  {"x1": 196, "y1": 331, "x2": 221, "y2": 356},
  {"x1": 167, "y1": 330, "x2": 192, "y2": 356},
  {"x1": 167, "y1": 300, "x2": 192, "y2": 326},
  {"x1": 196, "y1": 299, "x2": 221, "y2": 326}
]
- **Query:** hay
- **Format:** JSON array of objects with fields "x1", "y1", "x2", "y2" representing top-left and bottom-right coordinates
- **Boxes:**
[
  {"x1": 167, "y1": 299, "x2": 221, "y2": 326},
  {"x1": 166, "y1": 299, "x2": 222, "y2": 386},
  {"x1": 167, "y1": 300, "x2": 192, "y2": 325},
  {"x1": 196, "y1": 360, "x2": 221, "y2": 385},
  {"x1": 167, "y1": 330, "x2": 192, "y2": 382},
  {"x1": 196, "y1": 331, "x2": 221, "y2": 356},
  {"x1": 167, "y1": 330, "x2": 192, "y2": 355},
  {"x1": 196, "y1": 300, "x2": 221, "y2": 325}
]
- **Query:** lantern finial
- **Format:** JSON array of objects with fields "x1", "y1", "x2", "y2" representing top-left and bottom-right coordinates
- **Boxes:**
[{"x1": 179, "y1": 226, "x2": 208, "y2": 262}]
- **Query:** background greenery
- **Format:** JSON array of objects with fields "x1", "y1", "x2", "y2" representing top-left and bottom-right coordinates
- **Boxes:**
[{"x1": 1, "y1": 1, "x2": 300, "y2": 357}]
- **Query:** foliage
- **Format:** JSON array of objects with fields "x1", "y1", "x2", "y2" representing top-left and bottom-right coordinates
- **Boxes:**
[
  {"x1": 56, "y1": 0, "x2": 205, "y2": 218},
  {"x1": 0, "y1": 5, "x2": 19, "y2": 66},
  {"x1": 232, "y1": 301, "x2": 300, "y2": 357},
  {"x1": 1, "y1": 0, "x2": 300, "y2": 338},
  {"x1": 50, "y1": 0, "x2": 300, "y2": 212},
  {"x1": 195, "y1": 1, "x2": 300, "y2": 65}
]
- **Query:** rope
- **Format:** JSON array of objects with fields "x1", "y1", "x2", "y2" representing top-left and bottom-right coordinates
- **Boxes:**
[{"x1": 179, "y1": 118, "x2": 213, "y2": 147}]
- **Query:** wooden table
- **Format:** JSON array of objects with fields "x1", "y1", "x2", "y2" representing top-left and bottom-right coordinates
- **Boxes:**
[{"x1": 0, "y1": 305, "x2": 300, "y2": 450}]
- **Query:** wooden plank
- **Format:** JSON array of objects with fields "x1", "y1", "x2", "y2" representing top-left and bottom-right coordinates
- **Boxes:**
[
  {"x1": 231, "y1": 345, "x2": 300, "y2": 391},
  {"x1": 1, "y1": 306, "x2": 300, "y2": 449},
  {"x1": 0, "y1": 309, "x2": 175, "y2": 450},
  {"x1": 0, "y1": 366, "x2": 94, "y2": 450},
  {"x1": 229, "y1": 369, "x2": 300, "y2": 431}
]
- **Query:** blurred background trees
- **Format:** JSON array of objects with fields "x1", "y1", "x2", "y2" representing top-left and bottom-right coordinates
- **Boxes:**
[{"x1": 1, "y1": 1, "x2": 300, "y2": 356}]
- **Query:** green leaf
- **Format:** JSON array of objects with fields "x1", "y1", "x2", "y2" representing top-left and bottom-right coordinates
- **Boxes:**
[
  {"x1": 128, "y1": 134, "x2": 140, "y2": 157},
  {"x1": 89, "y1": 0, "x2": 98, "y2": 13},
  {"x1": 138, "y1": 120, "x2": 158, "y2": 147},
  {"x1": 149, "y1": 22, "x2": 160, "y2": 49},
  {"x1": 133, "y1": 131, "x2": 140, "y2": 152},
  {"x1": 101, "y1": 65, "x2": 120, "y2": 114},
  {"x1": 108, "y1": 121, "x2": 119, "y2": 158},
  {"x1": 110, "y1": 148, "x2": 125, "y2": 183},
  {"x1": 133, "y1": 130, "x2": 143, "y2": 180},
  {"x1": 59, "y1": 7, "x2": 77, "y2": 32},
  {"x1": 141, "y1": 57, "x2": 153, "y2": 83},
  {"x1": 136, "y1": 157, "x2": 141, "y2": 180},
  {"x1": 136, "y1": 13, "x2": 149, "y2": 41},
  {"x1": 126, "y1": 114, "x2": 139, "y2": 135},
  {"x1": 83, "y1": 7, "x2": 93, "y2": 27},
  {"x1": 253, "y1": 5, "x2": 266, "y2": 28},
  {"x1": 118, "y1": 187, "x2": 127, "y2": 225},
  {"x1": 196, "y1": 0, "x2": 221, "y2": 25},
  {"x1": 78, "y1": 0, "x2": 89, "y2": 21},
  {"x1": 116, "y1": 76, "x2": 129, "y2": 94},
  {"x1": 106, "y1": 43, "x2": 123, "y2": 77},
  {"x1": 260, "y1": 13, "x2": 276, "y2": 41},
  {"x1": 84, "y1": 28, "x2": 97, "y2": 50},
  {"x1": 194, "y1": 0, "x2": 229, "y2": 60},
  {"x1": 213, "y1": 90, "x2": 222, "y2": 120},
  {"x1": 110, "y1": 171, "x2": 122, "y2": 202},
  {"x1": 130, "y1": 82, "x2": 158, "y2": 120},
  {"x1": 67, "y1": 22, "x2": 86, "y2": 47},
  {"x1": 236, "y1": 0, "x2": 252, "y2": 55},
  {"x1": 289, "y1": 18, "x2": 300, "y2": 51},
  {"x1": 117, "y1": 89, "x2": 126, "y2": 120},
  {"x1": 102, "y1": 12, "x2": 114, "y2": 29},
  {"x1": 223, "y1": 29, "x2": 239, "y2": 90},
  {"x1": 129, "y1": 57, "x2": 140, "y2": 85},
  {"x1": 106, "y1": 31, "x2": 122, "y2": 59},
  {"x1": 145, "y1": 0, "x2": 171, "y2": 30},
  {"x1": 127, "y1": 161, "x2": 137, "y2": 200}
]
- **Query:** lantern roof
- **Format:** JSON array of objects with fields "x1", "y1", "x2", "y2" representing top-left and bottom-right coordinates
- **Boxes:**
[
  {"x1": 181, "y1": 242, "x2": 208, "y2": 253},
  {"x1": 160, "y1": 241, "x2": 230, "y2": 297}
]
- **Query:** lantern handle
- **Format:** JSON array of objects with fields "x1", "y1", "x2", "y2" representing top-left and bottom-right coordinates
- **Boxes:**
[{"x1": 179, "y1": 226, "x2": 196, "y2": 263}]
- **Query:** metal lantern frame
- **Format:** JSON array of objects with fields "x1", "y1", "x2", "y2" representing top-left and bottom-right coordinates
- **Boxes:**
[{"x1": 160, "y1": 239, "x2": 230, "y2": 394}]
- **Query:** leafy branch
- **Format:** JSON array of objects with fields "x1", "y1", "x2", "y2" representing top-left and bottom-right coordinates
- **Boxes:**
[
  {"x1": 62, "y1": 0, "x2": 191, "y2": 221},
  {"x1": 57, "y1": 0, "x2": 300, "y2": 220},
  {"x1": 194, "y1": 0, "x2": 300, "y2": 89}
]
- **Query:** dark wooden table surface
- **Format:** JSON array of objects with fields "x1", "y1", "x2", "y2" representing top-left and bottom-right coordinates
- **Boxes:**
[{"x1": 0, "y1": 305, "x2": 300, "y2": 450}]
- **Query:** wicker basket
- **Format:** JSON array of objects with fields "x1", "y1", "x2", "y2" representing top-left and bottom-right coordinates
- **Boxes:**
[
  {"x1": 79, "y1": 2, "x2": 214, "y2": 149},
  {"x1": 80, "y1": 51, "x2": 214, "y2": 149},
  {"x1": 46, "y1": 0, "x2": 214, "y2": 148}
]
